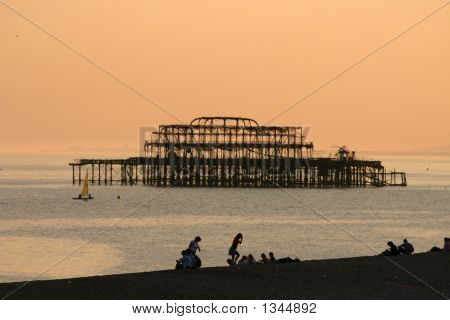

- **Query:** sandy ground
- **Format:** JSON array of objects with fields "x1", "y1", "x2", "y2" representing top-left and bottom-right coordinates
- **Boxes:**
[{"x1": 0, "y1": 253, "x2": 449, "y2": 300}]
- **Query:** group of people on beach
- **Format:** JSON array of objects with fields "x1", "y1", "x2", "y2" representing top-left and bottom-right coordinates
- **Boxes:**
[
  {"x1": 177, "y1": 235, "x2": 450, "y2": 269},
  {"x1": 175, "y1": 236, "x2": 202, "y2": 269},
  {"x1": 176, "y1": 233, "x2": 300, "y2": 269},
  {"x1": 382, "y1": 239, "x2": 415, "y2": 256},
  {"x1": 381, "y1": 237, "x2": 450, "y2": 256},
  {"x1": 429, "y1": 237, "x2": 450, "y2": 253},
  {"x1": 226, "y1": 233, "x2": 300, "y2": 266},
  {"x1": 229, "y1": 252, "x2": 300, "y2": 265}
]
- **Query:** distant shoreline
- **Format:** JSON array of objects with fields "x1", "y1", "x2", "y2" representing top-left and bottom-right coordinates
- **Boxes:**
[{"x1": 1, "y1": 253, "x2": 448, "y2": 300}]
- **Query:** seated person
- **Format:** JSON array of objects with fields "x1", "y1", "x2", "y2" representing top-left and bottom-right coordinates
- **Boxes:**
[
  {"x1": 382, "y1": 241, "x2": 399, "y2": 256},
  {"x1": 444, "y1": 237, "x2": 450, "y2": 252},
  {"x1": 176, "y1": 249, "x2": 197, "y2": 269},
  {"x1": 238, "y1": 255, "x2": 248, "y2": 265},
  {"x1": 429, "y1": 237, "x2": 450, "y2": 253},
  {"x1": 259, "y1": 253, "x2": 270, "y2": 264},
  {"x1": 247, "y1": 254, "x2": 257, "y2": 264},
  {"x1": 398, "y1": 239, "x2": 414, "y2": 254},
  {"x1": 269, "y1": 252, "x2": 276, "y2": 262}
]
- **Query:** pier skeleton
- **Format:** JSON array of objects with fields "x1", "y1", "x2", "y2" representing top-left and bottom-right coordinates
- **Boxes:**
[{"x1": 69, "y1": 117, "x2": 407, "y2": 188}]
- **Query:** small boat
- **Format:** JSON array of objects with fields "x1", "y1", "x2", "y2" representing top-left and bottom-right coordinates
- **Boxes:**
[{"x1": 73, "y1": 170, "x2": 94, "y2": 200}]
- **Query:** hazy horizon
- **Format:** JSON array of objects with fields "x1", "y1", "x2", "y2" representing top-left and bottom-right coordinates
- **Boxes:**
[{"x1": 1, "y1": 1, "x2": 449, "y2": 153}]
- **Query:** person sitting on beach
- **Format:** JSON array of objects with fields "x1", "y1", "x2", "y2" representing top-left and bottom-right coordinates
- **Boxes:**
[
  {"x1": 398, "y1": 239, "x2": 414, "y2": 255},
  {"x1": 247, "y1": 254, "x2": 257, "y2": 264},
  {"x1": 176, "y1": 249, "x2": 197, "y2": 269},
  {"x1": 382, "y1": 241, "x2": 399, "y2": 256},
  {"x1": 269, "y1": 252, "x2": 276, "y2": 262},
  {"x1": 259, "y1": 253, "x2": 270, "y2": 264},
  {"x1": 175, "y1": 250, "x2": 185, "y2": 269},
  {"x1": 238, "y1": 255, "x2": 248, "y2": 265},
  {"x1": 268, "y1": 252, "x2": 300, "y2": 263},
  {"x1": 229, "y1": 233, "x2": 243, "y2": 265},
  {"x1": 444, "y1": 237, "x2": 450, "y2": 252},
  {"x1": 277, "y1": 257, "x2": 301, "y2": 263},
  {"x1": 184, "y1": 254, "x2": 197, "y2": 269},
  {"x1": 431, "y1": 237, "x2": 450, "y2": 252}
]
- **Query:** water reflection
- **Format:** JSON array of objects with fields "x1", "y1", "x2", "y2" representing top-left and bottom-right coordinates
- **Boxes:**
[{"x1": 0, "y1": 236, "x2": 122, "y2": 282}]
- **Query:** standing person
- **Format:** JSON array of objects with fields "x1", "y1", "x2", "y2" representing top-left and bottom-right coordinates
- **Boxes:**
[
  {"x1": 189, "y1": 236, "x2": 201, "y2": 255},
  {"x1": 229, "y1": 233, "x2": 243, "y2": 265},
  {"x1": 189, "y1": 236, "x2": 202, "y2": 267}
]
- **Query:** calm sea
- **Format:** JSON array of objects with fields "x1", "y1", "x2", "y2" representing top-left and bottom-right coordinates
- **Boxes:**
[{"x1": 0, "y1": 153, "x2": 449, "y2": 283}]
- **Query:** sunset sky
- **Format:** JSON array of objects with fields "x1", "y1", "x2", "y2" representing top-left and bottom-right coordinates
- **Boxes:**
[{"x1": 1, "y1": 0, "x2": 449, "y2": 152}]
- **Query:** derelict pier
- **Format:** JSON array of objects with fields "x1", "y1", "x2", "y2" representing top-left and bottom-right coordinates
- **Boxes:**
[{"x1": 69, "y1": 117, "x2": 407, "y2": 188}]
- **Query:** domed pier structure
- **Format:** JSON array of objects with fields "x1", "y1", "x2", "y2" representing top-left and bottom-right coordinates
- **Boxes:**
[{"x1": 69, "y1": 117, "x2": 407, "y2": 188}]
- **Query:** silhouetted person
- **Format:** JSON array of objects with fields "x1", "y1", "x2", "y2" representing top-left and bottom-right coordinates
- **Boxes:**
[
  {"x1": 238, "y1": 255, "x2": 248, "y2": 265},
  {"x1": 277, "y1": 257, "x2": 300, "y2": 263},
  {"x1": 382, "y1": 241, "x2": 399, "y2": 256},
  {"x1": 259, "y1": 253, "x2": 269, "y2": 263},
  {"x1": 431, "y1": 237, "x2": 450, "y2": 252},
  {"x1": 444, "y1": 237, "x2": 450, "y2": 252},
  {"x1": 268, "y1": 252, "x2": 300, "y2": 263},
  {"x1": 269, "y1": 252, "x2": 276, "y2": 262},
  {"x1": 248, "y1": 254, "x2": 256, "y2": 264},
  {"x1": 176, "y1": 249, "x2": 197, "y2": 269},
  {"x1": 229, "y1": 233, "x2": 243, "y2": 264},
  {"x1": 189, "y1": 236, "x2": 201, "y2": 255},
  {"x1": 398, "y1": 239, "x2": 414, "y2": 254},
  {"x1": 188, "y1": 236, "x2": 202, "y2": 267}
]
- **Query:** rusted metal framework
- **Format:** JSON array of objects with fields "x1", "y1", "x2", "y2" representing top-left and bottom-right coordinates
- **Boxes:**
[
  {"x1": 69, "y1": 117, "x2": 407, "y2": 188},
  {"x1": 143, "y1": 117, "x2": 313, "y2": 187}
]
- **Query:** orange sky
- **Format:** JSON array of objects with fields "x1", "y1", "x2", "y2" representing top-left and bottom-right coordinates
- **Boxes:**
[{"x1": 1, "y1": 0, "x2": 449, "y2": 153}]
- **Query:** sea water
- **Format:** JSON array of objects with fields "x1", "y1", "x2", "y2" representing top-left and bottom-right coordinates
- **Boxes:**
[{"x1": 0, "y1": 153, "x2": 449, "y2": 283}]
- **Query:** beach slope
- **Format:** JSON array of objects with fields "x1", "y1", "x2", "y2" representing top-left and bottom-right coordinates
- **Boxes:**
[{"x1": 0, "y1": 253, "x2": 449, "y2": 299}]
